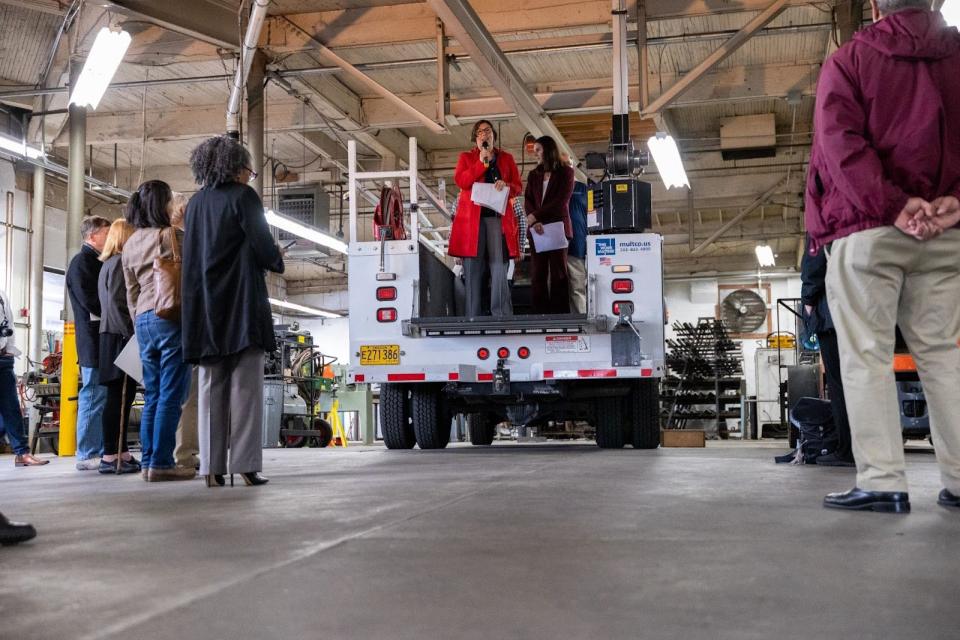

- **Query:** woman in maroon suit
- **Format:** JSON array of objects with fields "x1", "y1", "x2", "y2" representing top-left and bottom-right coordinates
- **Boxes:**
[
  {"x1": 524, "y1": 136, "x2": 575, "y2": 314},
  {"x1": 448, "y1": 120, "x2": 523, "y2": 317}
]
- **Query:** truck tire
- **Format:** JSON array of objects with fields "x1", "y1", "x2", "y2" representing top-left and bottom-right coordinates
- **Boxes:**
[
  {"x1": 631, "y1": 379, "x2": 661, "y2": 449},
  {"x1": 594, "y1": 396, "x2": 626, "y2": 448},
  {"x1": 380, "y1": 383, "x2": 415, "y2": 449},
  {"x1": 411, "y1": 385, "x2": 450, "y2": 449},
  {"x1": 468, "y1": 413, "x2": 496, "y2": 446}
]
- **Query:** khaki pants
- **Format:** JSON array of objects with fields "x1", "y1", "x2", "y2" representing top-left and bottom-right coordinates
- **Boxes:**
[
  {"x1": 826, "y1": 227, "x2": 960, "y2": 493},
  {"x1": 174, "y1": 367, "x2": 199, "y2": 468},
  {"x1": 567, "y1": 255, "x2": 587, "y2": 314}
]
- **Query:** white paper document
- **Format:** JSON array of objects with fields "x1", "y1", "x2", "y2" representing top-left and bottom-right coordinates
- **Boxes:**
[
  {"x1": 530, "y1": 221, "x2": 570, "y2": 253},
  {"x1": 114, "y1": 334, "x2": 143, "y2": 385},
  {"x1": 470, "y1": 182, "x2": 510, "y2": 215}
]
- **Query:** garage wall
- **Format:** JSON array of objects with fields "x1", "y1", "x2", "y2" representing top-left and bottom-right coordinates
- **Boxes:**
[{"x1": 663, "y1": 275, "x2": 802, "y2": 397}]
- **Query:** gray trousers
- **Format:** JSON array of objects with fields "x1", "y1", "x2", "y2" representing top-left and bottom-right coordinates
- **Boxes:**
[
  {"x1": 174, "y1": 367, "x2": 199, "y2": 468},
  {"x1": 198, "y1": 348, "x2": 264, "y2": 476},
  {"x1": 464, "y1": 215, "x2": 513, "y2": 317}
]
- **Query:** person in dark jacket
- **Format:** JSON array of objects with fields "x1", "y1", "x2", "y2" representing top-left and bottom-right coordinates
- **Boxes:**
[
  {"x1": 123, "y1": 181, "x2": 195, "y2": 482},
  {"x1": 524, "y1": 136, "x2": 575, "y2": 314},
  {"x1": 799, "y1": 235, "x2": 853, "y2": 467},
  {"x1": 182, "y1": 136, "x2": 284, "y2": 488},
  {"x1": 65, "y1": 215, "x2": 110, "y2": 470},
  {"x1": 96, "y1": 219, "x2": 141, "y2": 474},
  {"x1": 566, "y1": 178, "x2": 588, "y2": 314},
  {"x1": 807, "y1": 1, "x2": 960, "y2": 513}
]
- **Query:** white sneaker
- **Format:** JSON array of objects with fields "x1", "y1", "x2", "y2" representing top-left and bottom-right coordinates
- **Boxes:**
[{"x1": 76, "y1": 458, "x2": 101, "y2": 471}]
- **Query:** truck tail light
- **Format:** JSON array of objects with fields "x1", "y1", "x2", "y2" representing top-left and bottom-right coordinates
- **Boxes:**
[
  {"x1": 518, "y1": 346, "x2": 530, "y2": 359},
  {"x1": 377, "y1": 308, "x2": 397, "y2": 322},
  {"x1": 477, "y1": 348, "x2": 490, "y2": 360},
  {"x1": 612, "y1": 301, "x2": 634, "y2": 316},
  {"x1": 497, "y1": 347, "x2": 510, "y2": 359},
  {"x1": 612, "y1": 278, "x2": 633, "y2": 294},
  {"x1": 376, "y1": 286, "x2": 397, "y2": 301}
]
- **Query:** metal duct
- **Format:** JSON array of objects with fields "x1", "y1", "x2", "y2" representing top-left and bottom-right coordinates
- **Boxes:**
[{"x1": 226, "y1": 0, "x2": 271, "y2": 138}]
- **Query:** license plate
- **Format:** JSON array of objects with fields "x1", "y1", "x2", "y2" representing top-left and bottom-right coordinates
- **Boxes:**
[{"x1": 360, "y1": 345, "x2": 400, "y2": 366}]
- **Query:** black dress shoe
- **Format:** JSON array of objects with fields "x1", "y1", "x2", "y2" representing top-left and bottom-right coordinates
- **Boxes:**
[
  {"x1": 815, "y1": 453, "x2": 856, "y2": 467},
  {"x1": 240, "y1": 472, "x2": 269, "y2": 486},
  {"x1": 0, "y1": 512, "x2": 37, "y2": 546},
  {"x1": 938, "y1": 489, "x2": 960, "y2": 508},
  {"x1": 824, "y1": 487, "x2": 910, "y2": 513}
]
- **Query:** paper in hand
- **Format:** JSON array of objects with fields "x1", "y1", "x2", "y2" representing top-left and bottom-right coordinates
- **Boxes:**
[
  {"x1": 470, "y1": 182, "x2": 510, "y2": 215},
  {"x1": 114, "y1": 334, "x2": 144, "y2": 385},
  {"x1": 530, "y1": 221, "x2": 569, "y2": 253}
]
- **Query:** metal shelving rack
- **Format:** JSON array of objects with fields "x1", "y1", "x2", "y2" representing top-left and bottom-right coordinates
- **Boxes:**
[{"x1": 662, "y1": 318, "x2": 744, "y2": 437}]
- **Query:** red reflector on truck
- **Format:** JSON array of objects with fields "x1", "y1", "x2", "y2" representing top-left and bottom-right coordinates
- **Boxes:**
[
  {"x1": 611, "y1": 279, "x2": 633, "y2": 294},
  {"x1": 387, "y1": 373, "x2": 426, "y2": 382},
  {"x1": 376, "y1": 286, "x2": 397, "y2": 301},
  {"x1": 497, "y1": 347, "x2": 510, "y2": 359},
  {"x1": 518, "y1": 347, "x2": 530, "y2": 359},
  {"x1": 354, "y1": 374, "x2": 365, "y2": 382},
  {"x1": 578, "y1": 369, "x2": 617, "y2": 378}
]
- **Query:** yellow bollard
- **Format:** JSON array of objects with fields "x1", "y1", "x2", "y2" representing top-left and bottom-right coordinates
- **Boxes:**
[{"x1": 58, "y1": 322, "x2": 79, "y2": 456}]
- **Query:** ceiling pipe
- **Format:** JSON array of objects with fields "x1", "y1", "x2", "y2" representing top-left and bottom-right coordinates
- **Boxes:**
[{"x1": 226, "y1": 0, "x2": 271, "y2": 139}]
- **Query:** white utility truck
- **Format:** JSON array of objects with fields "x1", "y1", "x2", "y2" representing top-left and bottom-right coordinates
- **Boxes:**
[{"x1": 347, "y1": 0, "x2": 663, "y2": 449}]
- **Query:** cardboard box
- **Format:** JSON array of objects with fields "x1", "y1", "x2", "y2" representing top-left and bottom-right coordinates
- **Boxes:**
[{"x1": 661, "y1": 429, "x2": 706, "y2": 448}]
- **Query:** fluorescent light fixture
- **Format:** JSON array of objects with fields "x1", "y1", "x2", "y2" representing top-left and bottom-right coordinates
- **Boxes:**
[
  {"x1": 646, "y1": 133, "x2": 689, "y2": 189},
  {"x1": 69, "y1": 27, "x2": 131, "y2": 110},
  {"x1": 755, "y1": 244, "x2": 776, "y2": 267},
  {"x1": 942, "y1": 0, "x2": 959, "y2": 28},
  {"x1": 0, "y1": 134, "x2": 44, "y2": 159},
  {"x1": 265, "y1": 209, "x2": 348, "y2": 254},
  {"x1": 268, "y1": 298, "x2": 342, "y2": 318}
]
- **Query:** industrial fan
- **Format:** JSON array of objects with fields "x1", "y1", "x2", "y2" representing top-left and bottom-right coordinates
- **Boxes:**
[{"x1": 720, "y1": 289, "x2": 768, "y2": 335}]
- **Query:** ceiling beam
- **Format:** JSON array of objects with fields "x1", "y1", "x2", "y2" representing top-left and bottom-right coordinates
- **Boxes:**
[
  {"x1": 274, "y1": 17, "x2": 446, "y2": 134},
  {"x1": 106, "y1": 0, "x2": 240, "y2": 49},
  {"x1": 640, "y1": 0, "x2": 789, "y2": 118},
  {"x1": 266, "y1": 0, "x2": 814, "y2": 52},
  {"x1": 689, "y1": 175, "x2": 789, "y2": 255},
  {"x1": 424, "y1": 0, "x2": 582, "y2": 174},
  {"x1": 0, "y1": 0, "x2": 64, "y2": 15}
]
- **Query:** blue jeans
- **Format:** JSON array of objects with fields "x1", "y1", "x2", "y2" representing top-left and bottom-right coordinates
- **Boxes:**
[
  {"x1": 77, "y1": 366, "x2": 107, "y2": 460},
  {"x1": 0, "y1": 356, "x2": 28, "y2": 455},
  {"x1": 136, "y1": 311, "x2": 191, "y2": 469}
]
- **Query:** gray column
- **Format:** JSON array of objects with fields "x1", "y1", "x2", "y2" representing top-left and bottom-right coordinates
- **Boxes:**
[
  {"x1": 29, "y1": 164, "x2": 45, "y2": 362},
  {"x1": 247, "y1": 49, "x2": 266, "y2": 197},
  {"x1": 65, "y1": 65, "x2": 86, "y2": 322}
]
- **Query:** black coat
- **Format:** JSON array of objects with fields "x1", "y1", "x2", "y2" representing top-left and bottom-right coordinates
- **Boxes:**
[
  {"x1": 799, "y1": 234, "x2": 833, "y2": 335},
  {"x1": 181, "y1": 182, "x2": 284, "y2": 364},
  {"x1": 66, "y1": 243, "x2": 103, "y2": 367}
]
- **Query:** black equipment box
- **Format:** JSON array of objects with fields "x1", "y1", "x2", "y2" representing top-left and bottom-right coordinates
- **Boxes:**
[{"x1": 589, "y1": 178, "x2": 651, "y2": 233}]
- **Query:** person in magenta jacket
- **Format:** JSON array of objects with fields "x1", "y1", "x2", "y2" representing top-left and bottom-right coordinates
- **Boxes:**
[
  {"x1": 448, "y1": 120, "x2": 522, "y2": 317},
  {"x1": 524, "y1": 136, "x2": 575, "y2": 314},
  {"x1": 806, "y1": 1, "x2": 960, "y2": 514}
]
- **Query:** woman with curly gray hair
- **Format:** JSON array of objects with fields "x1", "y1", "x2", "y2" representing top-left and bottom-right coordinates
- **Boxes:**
[{"x1": 181, "y1": 136, "x2": 284, "y2": 488}]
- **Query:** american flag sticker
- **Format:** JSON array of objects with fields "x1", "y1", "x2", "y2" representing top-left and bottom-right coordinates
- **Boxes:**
[{"x1": 599, "y1": 257, "x2": 612, "y2": 266}]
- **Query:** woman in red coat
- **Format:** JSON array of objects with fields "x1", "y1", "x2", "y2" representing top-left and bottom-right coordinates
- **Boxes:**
[
  {"x1": 448, "y1": 120, "x2": 522, "y2": 317},
  {"x1": 525, "y1": 136, "x2": 575, "y2": 314}
]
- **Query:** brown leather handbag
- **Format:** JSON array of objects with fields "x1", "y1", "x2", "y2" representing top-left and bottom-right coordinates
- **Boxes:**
[{"x1": 153, "y1": 227, "x2": 182, "y2": 321}]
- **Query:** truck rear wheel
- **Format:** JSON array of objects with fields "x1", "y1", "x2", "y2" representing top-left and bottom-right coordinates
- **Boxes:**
[
  {"x1": 380, "y1": 383, "x2": 415, "y2": 449},
  {"x1": 411, "y1": 385, "x2": 451, "y2": 449},
  {"x1": 631, "y1": 379, "x2": 661, "y2": 449},
  {"x1": 468, "y1": 413, "x2": 496, "y2": 446},
  {"x1": 594, "y1": 396, "x2": 626, "y2": 449}
]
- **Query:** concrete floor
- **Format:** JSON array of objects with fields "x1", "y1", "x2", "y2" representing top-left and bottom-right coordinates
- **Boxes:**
[{"x1": 1, "y1": 441, "x2": 958, "y2": 640}]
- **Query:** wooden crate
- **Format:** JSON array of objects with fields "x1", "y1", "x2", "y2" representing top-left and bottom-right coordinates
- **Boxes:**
[{"x1": 661, "y1": 429, "x2": 706, "y2": 448}]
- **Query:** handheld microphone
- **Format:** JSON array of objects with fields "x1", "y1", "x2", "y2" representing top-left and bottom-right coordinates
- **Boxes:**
[{"x1": 482, "y1": 140, "x2": 490, "y2": 168}]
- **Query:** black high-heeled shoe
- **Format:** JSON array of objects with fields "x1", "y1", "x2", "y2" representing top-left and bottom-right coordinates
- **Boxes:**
[
  {"x1": 240, "y1": 472, "x2": 269, "y2": 486},
  {"x1": 205, "y1": 474, "x2": 225, "y2": 487}
]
